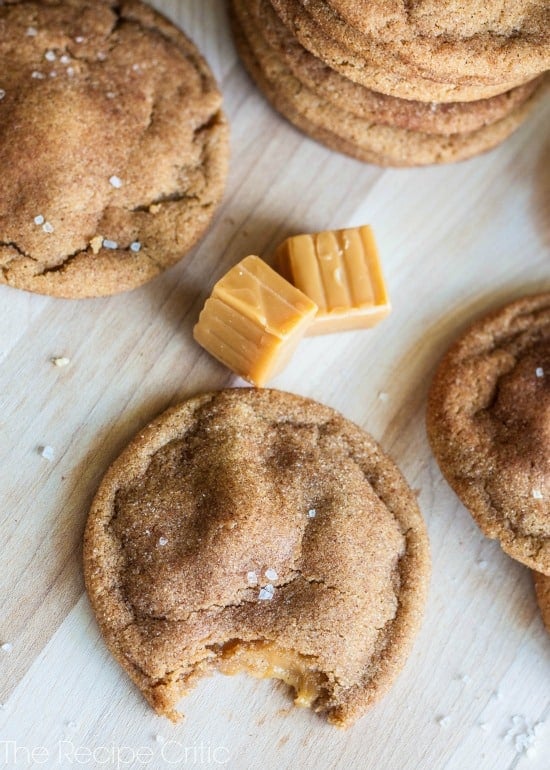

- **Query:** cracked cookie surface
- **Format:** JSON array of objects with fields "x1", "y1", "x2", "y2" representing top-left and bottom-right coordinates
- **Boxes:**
[
  {"x1": 427, "y1": 294, "x2": 550, "y2": 574},
  {"x1": 0, "y1": 0, "x2": 228, "y2": 298},
  {"x1": 83, "y1": 388, "x2": 430, "y2": 727}
]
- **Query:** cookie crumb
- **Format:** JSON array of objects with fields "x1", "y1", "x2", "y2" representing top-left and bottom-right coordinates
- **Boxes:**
[
  {"x1": 51, "y1": 356, "x2": 70, "y2": 367},
  {"x1": 532, "y1": 489, "x2": 543, "y2": 499},
  {"x1": 44, "y1": 50, "x2": 56, "y2": 62},
  {"x1": 26, "y1": 26, "x2": 38, "y2": 37},
  {"x1": 307, "y1": 508, "x2": 316, "y2": 518},
  {"x1": 258, "y1": 584, "x2": 275, "y2": 600},
  {"x1": 438, "y1": 715, "x2": 451, "y2": 728},
  {"x1": 265, "y1": 568, "x2": 278, "y2": 581},
  {"x1": 130, "y1": 241, "x2": 142, "y2": 253},
  {"x1": 109, "y1": 175, "x2": 122, "y2": 189},
  {"x1": 102, "y1": 239, "x2": 118, "y2": 250},
  {"x1": 1, "y1": 643, "x2": 13, "y2": 653},
  {"x1": 535, "y1": 367, "x2": 544, "y2": 378},
  {"x1": 42, "y1": 221, "x2": 54, "y2": 233},
  {"x1": 158, "y1": 537, "x2": 168, "y2": 547},
  {"x1": 246, "y1": 570, "x2": 258, "y2": 586},
  {"x1": 34, "y1": 214, "x2": 45, "y2": 225},
  {"x1": 504, "y1": 715, "x2": 544, "y2": 756},
  {"x1": 90, "y1": 235, "x2": 103, "y2": 254},
  {"x1": 40, "y1": 445, "x2": 55, "y2": 461}
]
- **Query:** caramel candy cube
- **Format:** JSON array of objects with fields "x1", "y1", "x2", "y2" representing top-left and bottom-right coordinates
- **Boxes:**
[
  {"x1": 193, "y1": 256, "x2": 318, "y2": 386},
  {"x1": 274, "y1": 225, "x2": 391, "y2": 334}
]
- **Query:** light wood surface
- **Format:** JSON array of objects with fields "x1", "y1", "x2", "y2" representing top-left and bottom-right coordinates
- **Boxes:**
[{"x1": 1, "y1": 2, "x2": 549, "y2": 769}]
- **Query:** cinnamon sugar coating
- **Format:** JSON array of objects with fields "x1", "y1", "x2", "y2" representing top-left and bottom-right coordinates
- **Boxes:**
[
  {"x1": 84, "y1": 389, "x2": 430, "y2": 727},
  {"x1": 427, "y1": 294, "x2": 550, "y2": 575}
]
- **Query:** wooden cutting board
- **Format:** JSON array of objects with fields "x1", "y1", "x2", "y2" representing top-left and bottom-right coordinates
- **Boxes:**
[{"x1": 1, "y1": 2, "x2": 549, "y2": 768}]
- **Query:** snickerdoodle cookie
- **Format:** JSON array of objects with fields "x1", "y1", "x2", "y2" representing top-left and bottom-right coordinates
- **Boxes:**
[
  {"x1": 269, "y1": 0, "x2": 543, "y2": 102},
  {"x1": 84, "y1": 389, "x2": 430, "y2": 727},
  {"x1": 427, "y1": 294, "x2": 550, "y2": 575},
  {"x1": 0, "y1": 0, "x2": 228, "y2": 298},
  {"x1": 533, "y1": 572, "x2": 550, "y2": 632},
  {"x1": 230, "y1": 0, "x2": 546, "y2": 166},
  {"x1": 250, "y1": 0, "x2": 543, "y2": 136}
]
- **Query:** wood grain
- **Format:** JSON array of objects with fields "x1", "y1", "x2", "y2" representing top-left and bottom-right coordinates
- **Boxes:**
[{"x1": 0, "y1": 2, "x2": 549, "y2": 768}]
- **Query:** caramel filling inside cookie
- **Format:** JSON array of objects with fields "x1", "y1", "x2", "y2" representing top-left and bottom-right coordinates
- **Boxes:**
[{"x1": 213, "y1": 640, "x2": 328, "y2": 707}]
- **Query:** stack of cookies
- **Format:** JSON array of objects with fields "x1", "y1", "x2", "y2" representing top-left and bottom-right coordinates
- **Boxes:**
[{"x1": 229, "y1": 0, "x2": 550, "y2": 166}]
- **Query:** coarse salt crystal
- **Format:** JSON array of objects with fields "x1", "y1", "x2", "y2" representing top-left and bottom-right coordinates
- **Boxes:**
[
  {"x1": 66, "y1": 67, "x2": 75, "y2": 78},
  {"x1": 49, "y1": 71, "x2": 57, "y2": 78},
  {"x1": 34, "y1": 214, "x2": 44, "y2": 225},
  {"x1": 40, "y1": 446, "x2": 54, "y2": 461},
  {"x1": 109, "y1": 175, "x2": 122, "y2": 189},
  {"x1": 60, "y1": 54, "x2": 71, "y2": 65},
  {"x1": 31, "y1": 71, "x2": 45, "y2": 79},
  {"x1": 130, "y1": 241, "x2": 141, "y2": 252},
  {"x1": 1, "y1": 643, "x2": 13, "y2": 653},
  {"x1": 102, "y1": 239, "x2": 118, "y2": 250},
  {"x1": 307, "y1": 508, "x2": 316, "y2": 518},
  {"x1": 155, "y1": 735, "x2": 164, "y2": 744},
  {"x1": 74, "y1": 36, "x2": 85, "y2": 44},
  {"x1": 438, "y1": 716, "x2": 451, "y2": 728},
  {"x1": 246, "y1": 571, "x2": 258, "y2": 586},
  {"x1": 378, "y1": 392, "x2": 389, "y2": 402},
  {"x1": 479, "y1": 722, "x2": 490, "y2": 732},
  {"x1": 26, "y1": 26, "x2": 38, "y2": 37},
  {"x1": 258, "y1": 584, "x2": 274, "y2": 601},
  {"x1": 533, "y1": 489, "x2": 543, "y2": 499},
  {"x1": 44, "y1": 50, "x2": 56, "y2": 61},
  {"x1": 106, "y1": 91, "x2": 116, "y2": 99},
  {"x1": 264, "y1": 568, "x2": 278, "y2": 581},
  {"x1": 97, "y1": 52, "x2": 107, "y2": 61},
  {"x1": 535, "y1": 367, "x2": 544, "y2": 378},
  {"x1": 42, "y1": 221, "x2": 54, "y2": 233},
  {"x1": 51, "y1": 356, "x2": 70, "y2": 367},
  {"x1": 158, "y1": 537, "x2": 168, "y2": 546},
  {"x1": 0, "y1": 90, "x2": 5, "y2": 101}
]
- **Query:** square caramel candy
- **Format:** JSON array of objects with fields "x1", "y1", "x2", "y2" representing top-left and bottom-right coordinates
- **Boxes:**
[
  {"x1": 274, "y1": 225, "x2": 391, "y2": 334},
  {"x1": 193, "y1": 255, "x2": 318, "y2": 386}
]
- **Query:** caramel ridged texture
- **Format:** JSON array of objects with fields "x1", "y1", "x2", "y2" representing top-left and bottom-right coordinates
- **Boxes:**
[
  {"x1": 427, "y1": 294, "x2": 550, "y2": 575},
  {"x1": 0, "y1": 0, "x2": 228, "y2": 297},
  {"x1": 84, "y1": 389, "x2": 430, "y2": 727}
]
